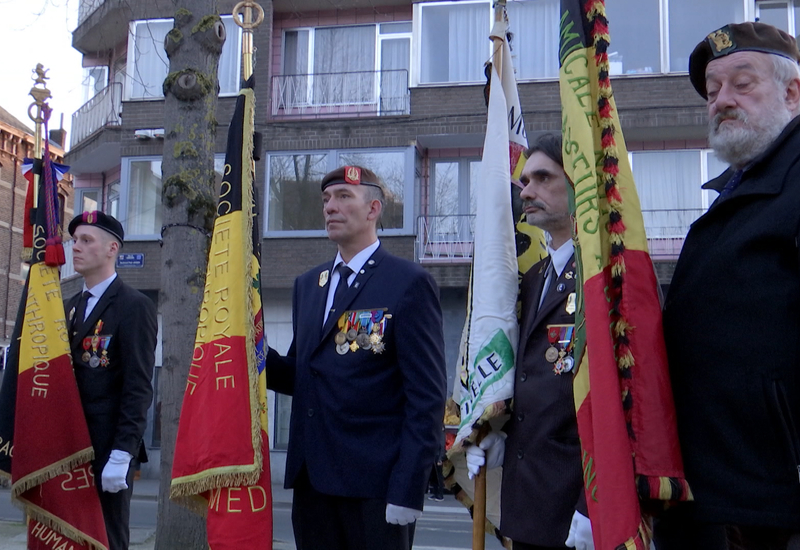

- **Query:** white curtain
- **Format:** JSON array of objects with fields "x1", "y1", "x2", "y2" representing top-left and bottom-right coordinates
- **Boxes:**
[
  {"x1": 130, "y1": 20, "x2": 170, "y2": 99},
  {"x1": 380, "y1": 38, "x2": 410, "y2": 113},
  {"x1": 507, "y1": 0, "x2": 559, "y2": 80},
  {"x1": 421, "y1": 2, "x2": 487, "y2": 83},
  {"x1": 218, "y1": 16, "x2": 241, "y2": 94},
  {"x1": 313, "y1": 26, "x2": 376, "y2": 104},
  {"x1": 631, "y1": 151, "x2": 703, "y2": 238},
  {"x1": 127, "y1": 160, "x2": 163, "y2": 235}
]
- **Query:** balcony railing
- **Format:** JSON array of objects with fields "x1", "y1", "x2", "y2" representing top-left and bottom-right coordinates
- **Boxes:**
[
  {"x1": 78, "y1": 0, "x2": 105, "y2": 25},
  {"x1": 271, "y1": 70, "x2": 410, "y2": 119},
  {"x1": 70, "y1": 83, "x2": 122, "y2": 149},
  {"x1": 415, "y1": 208, "x2": 707, "y2": 263}
]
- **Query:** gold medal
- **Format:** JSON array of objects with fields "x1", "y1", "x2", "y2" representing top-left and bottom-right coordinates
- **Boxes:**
[
  {"x1": 334, "y1": 331, "x2": 347, "y2": 345},
  {"x1": 336, "y1": 343, "x2": 349, "y2": 355},
  {"x1": 369, "y1": 333, "x2": 382, "y2": 345},
  {"x1": 545, "y1": 346, "x2": 559, "y2": 363},
  {"x1": 82, "y1": 351, "x2": 91, "y2": 362},
  {"x1": 566, "y1": 293, "x2": 576, "y2": 315},
  {"x1": 349, "y1": 341, "x2": 359, "y2": 353}
]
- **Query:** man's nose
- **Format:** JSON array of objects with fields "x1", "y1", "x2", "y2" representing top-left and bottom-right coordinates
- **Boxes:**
[
  {"x1": 520, "y1": 182, "x2": 537, "y2": 201},
  {"x1": 711, "y1": 83, "x2": 737, "y2": 112}
]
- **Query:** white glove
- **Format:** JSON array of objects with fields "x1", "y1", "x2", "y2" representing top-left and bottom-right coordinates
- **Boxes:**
[
  {"x1": 101, "y1": 450, "x2": 133, "y2": 493},
  {"x1": 385, "y1": 504, "x2": 422, "y2": 525},
  {"x1": 565, "y1": 510, "x2": 594, "y2": 550},
  {"x1": 465, "y1": 431, "x2": 507, "y2": 479}
]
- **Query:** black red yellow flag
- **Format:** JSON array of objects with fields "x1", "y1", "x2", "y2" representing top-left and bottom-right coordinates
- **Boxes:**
[{"x1": 171, "y1": 78, "x2": 273, "y2": 549}]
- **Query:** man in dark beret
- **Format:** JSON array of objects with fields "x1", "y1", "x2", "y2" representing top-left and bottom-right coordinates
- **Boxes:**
[
  {"x1": 658, "y1": 22, "x2": 800, "y2": 549},
  {"x1": 66, "y1": 211, "x2": 157, "y2": 550},
  {"x1": 266, "y1": 166, "x2": 447, "y2": 549}
]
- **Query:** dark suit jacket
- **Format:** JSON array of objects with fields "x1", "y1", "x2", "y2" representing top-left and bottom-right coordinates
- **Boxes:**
[
  {"x1": 500, "y1": 254, "x2": 584, "y2": 546},
  {"x1": 267, "y1": 245, "x2": 447, "y2": 511},
  {"x1": 66, "y1": 276, "x2": 157, "y2": 471}
]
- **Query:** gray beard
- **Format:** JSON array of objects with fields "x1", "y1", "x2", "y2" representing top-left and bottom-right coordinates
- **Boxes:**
[{"x1": 708, "y1": 106, "x2": 792, "y2": 167}]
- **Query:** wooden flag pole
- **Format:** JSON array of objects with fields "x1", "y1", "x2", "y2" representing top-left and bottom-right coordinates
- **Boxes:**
[{"x1": 472, "y1": 4, "x2": 507, "y2": 549}]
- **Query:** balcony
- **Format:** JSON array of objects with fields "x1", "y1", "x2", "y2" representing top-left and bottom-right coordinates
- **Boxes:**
[
  {"x1": 78, "y1": 0, "x2": 105, "y2": 24},
  {"x1": 271, "y1": 70, "x2": 410, "y2": 119},
  {"x1": 415, "y1": 208, "x2": 707, "y2": 264},
  {"x1": 71, "y1": 83, "x2": 122, "y2": 149}
]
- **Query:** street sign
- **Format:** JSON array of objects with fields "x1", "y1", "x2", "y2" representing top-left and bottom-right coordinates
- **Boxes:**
[{"x1": 117, "y1": 253, "x2": 145, "y2": 268}]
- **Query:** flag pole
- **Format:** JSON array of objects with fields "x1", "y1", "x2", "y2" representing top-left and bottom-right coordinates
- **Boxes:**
[
  {"x1": 27, "y1": 65, "x2": 51, "y2": 219},
  {"x1": 233, "y1": 1, "x2": 265, "y2": 81},
  {"x1": 471, "y1": 5, "x2": 507, "y2": 548}
]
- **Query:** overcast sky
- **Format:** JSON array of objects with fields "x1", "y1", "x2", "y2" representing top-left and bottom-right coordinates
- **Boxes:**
[{"x1": 0, "y1": 0, "x2": 84, "y2": 146}]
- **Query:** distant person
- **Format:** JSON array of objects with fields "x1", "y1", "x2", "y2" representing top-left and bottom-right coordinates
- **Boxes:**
[
  {"x1": 267, "y1": 166, "x2": 448, "y2": 550},
  {"x1": 466, "y1": 133, "x2": 592, "y2": 550},
  {"x1": 67, "y1": 211, "x2": 157, "y2": 550},
  {"x1": 658, "y1": 22, "x2": 800, "y2": 549}
]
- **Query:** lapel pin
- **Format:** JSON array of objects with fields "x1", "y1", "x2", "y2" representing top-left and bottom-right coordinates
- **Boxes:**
[{"x1": 319, "y1": 270, "x2": 329, "y2": 287}]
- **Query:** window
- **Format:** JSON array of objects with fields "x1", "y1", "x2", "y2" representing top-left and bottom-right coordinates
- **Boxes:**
[
  {"x1": 266, "y1": 148, "x2": 413, "y2": 234},
  {"x1": 668, "y1": 0, "x2": 745, "y2": 74},
  {"x1": 420, "y1": 1, "x2": 489, "y2": 83},
  {"x1": 127, "y1": 16, "x2": 242, "y2": 100},
  {"x1": 630, "y1": 150, "x2": 726, "y2": 239},
  {"x1": 756, "y1": 0, "x2": 800, "y2": 34},
  {"x1": 280, "y1": 24, "x2": 410, "y2": 110},
  {"x1": 429, "y1": 158, "x2": 481, "y2": 239},
  {"x1": 604, "y1": 0, "x2": 660, "y2": 75},
  {"x1": 121, "y1": 157, "x2": 227, "y2": 238},
  {"x1": 75, "y1": 188, "x2": 101, "y2": 213}
]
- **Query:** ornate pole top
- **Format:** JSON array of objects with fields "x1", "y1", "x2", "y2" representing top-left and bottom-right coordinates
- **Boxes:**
[{"x1": 233, "y1": 1, "x2": 264, "y2": 81}]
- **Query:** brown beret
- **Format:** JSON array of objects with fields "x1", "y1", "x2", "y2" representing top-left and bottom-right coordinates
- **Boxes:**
[
  {"x1": 689, "y1": 22, "x2": 800, "y2": 99},
  {"x1": 68, "y1": 211, "x2": 124, "y2": 246},
  {"x1": 320, "y1": 165, "x2": 384, "y2": 192}
]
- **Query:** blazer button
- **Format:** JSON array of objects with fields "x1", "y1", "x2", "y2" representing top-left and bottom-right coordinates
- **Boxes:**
[
  {"x1": 519, "y1": 372, "x2": 527, "y2": 382},
  {"x1": 557, "y1": 283, "x2": 566, "y2": 292},
  {"x1": 307, "y1": 408, "x2": 314, "y2": 417},
  {"x1": 517, "y1": 449, "x2": 524, "y2": 460}
]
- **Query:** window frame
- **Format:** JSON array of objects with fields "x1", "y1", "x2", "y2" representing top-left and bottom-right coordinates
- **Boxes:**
[
  {"x1": 264, "y1": 147, "x2": 416, "y2": 237},
  {"x1": 125, "y1": 16, "x2": 243, "y2": 101}
]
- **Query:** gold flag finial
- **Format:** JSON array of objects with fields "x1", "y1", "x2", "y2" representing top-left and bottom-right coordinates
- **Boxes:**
[
  {"x1": 233, "y1": 1, "x2": 264, "y2": 82},
  {"x1": 27, "y1": 64, "x2": 53, "y2": 211}
]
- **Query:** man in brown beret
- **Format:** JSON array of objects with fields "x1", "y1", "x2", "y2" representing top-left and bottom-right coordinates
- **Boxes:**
[
  {"x1": 67, "y1": 211, "x2": 157, "y2": 549},
  {"x1": 266, "y1": 166, "x2": 447, "y2": 549},
  {"x1": 658, "y1": 22, "x2": 800, "y2": 549}
]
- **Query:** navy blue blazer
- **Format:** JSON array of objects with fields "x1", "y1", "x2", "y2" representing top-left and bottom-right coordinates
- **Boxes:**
[{"x1": 267, "y1": 245, "x2": 447, "y2": 510}]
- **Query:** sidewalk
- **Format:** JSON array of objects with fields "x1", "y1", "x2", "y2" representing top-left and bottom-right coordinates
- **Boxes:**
[{"x1": 0, "y1": 480, "x2": 297, "y2": 550}]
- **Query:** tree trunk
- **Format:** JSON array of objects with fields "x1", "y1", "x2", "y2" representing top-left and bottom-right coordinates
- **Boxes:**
[{"x1": 155, "y1": 1, "x2": 225, "y2": 547}]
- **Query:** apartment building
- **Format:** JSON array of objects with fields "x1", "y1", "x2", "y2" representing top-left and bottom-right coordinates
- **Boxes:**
[{"x1": 66, "y1": 0, "x2": 799, "y2": 479}]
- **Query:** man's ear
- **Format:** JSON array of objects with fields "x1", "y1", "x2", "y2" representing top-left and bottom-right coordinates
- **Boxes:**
[
  {"x1": 785, "y1": 77, "x2": 800, "y2": 114},
  {"x1": 367, "y1": 199, "x2": 383, "y2": 221}
]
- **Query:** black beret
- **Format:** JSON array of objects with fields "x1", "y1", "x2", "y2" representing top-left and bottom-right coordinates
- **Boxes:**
[
  {"x1": 68, "y1": 211, "x2": 124, "y2": 246},
  {"x1": 689, "y1": 22, "x2": 800, "y2": 99},
  {"x1": 320, "y1": 165, "x2": 384, "y2": 192}
]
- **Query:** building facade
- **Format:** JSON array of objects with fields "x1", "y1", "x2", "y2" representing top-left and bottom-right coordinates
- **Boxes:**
[{"x1": 66, "y1": 0, "x2": 799, "y2": 480}]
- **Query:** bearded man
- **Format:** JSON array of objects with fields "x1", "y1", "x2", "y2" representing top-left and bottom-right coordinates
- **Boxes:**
[{"x1": 656, "y1": 22, "x2": 800, "y2": 550}]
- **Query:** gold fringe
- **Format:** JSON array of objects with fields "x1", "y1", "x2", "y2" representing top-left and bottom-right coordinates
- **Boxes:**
[
  {"x1": 617, "y1": 351, "x2": 634, "y2": 369},
  {"x1": 614, "y1": 318, "x2": 632, "y2": 336},
  {"x1": 19, "y1": 497, "x2": 108, "y2": 550},
  {"x1": 11, "y1": 448, "x2": 94, "y2": 498}
]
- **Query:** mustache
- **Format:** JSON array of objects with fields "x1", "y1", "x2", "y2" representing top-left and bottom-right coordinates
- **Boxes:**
[
  {"x1": 711, "y1": 109, "x2": 748, "y2": 131},
  {"x1": 523, "y1": 200, "x2": 548, "y2": 210}
]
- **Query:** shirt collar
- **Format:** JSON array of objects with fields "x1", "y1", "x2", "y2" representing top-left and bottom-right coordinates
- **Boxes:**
[
  {"x1": 83, "y1": 272, "x2": 117, "y2": 299},
  {"x1": 332, "y1": 239, "x2": 381, "y2": 276},
  {"x1": 548, "y1": 240, "x2": 574, "y2": 277}
]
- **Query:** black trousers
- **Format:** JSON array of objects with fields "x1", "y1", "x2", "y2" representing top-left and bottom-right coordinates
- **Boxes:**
[
  {"x1": 96, "y1": 461, "x2": 136, "y2": 550},
  {"x1": 292, "y1": 469, "x2": 415, "y2": 550},
  {"x1": 654, "y1": 504, "x2": 800, "y2": 550}
]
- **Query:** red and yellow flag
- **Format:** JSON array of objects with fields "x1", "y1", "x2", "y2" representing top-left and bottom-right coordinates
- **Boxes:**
[
  {"x1": 170, "y1": 78, "x2": 272, "y2": 549},
  {"x1": 0, "y1": 106, "x2": 109, "y2": 549},
  {"x1": 559, "y1": 2, "x2": 691, "y2": 548}
]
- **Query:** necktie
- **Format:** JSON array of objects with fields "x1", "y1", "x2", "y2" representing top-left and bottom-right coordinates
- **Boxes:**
[
  {"x1": 718, "y1": 168, "x2": 744, "y2": 201},
  {"x1": 73, "y1": 290, "x2": 92, "y2": 331},
  {"x1": 538, "y1": 261, "x2": 558, "y2": 312},
  {"x1": 331, "y1": 264, "x2": 354, "y2": 314}
]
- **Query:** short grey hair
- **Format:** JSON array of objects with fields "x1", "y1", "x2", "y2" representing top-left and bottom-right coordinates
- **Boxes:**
[{"x1": 772, "y1": 53, "x2": 800, "y2": 86}]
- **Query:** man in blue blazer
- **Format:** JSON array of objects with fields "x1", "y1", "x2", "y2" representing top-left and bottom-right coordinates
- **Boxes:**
[{"x1": 267, "y1": 165, "x2": 447, "y2": 550}]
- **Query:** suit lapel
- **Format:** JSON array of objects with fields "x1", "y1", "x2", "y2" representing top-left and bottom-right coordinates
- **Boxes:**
[
  {"x1": 318, "y1": 246, "x2": 386, "y2": 348},
  {"x1": 71, "y1": 278, "x2": 121, "y2": 347},
  {"x1": 519, "y1": 260, "x2": 549, "y2": 356},
  {"x1": 524, "y1": 254, "x2": 576, "y2": 348}
]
